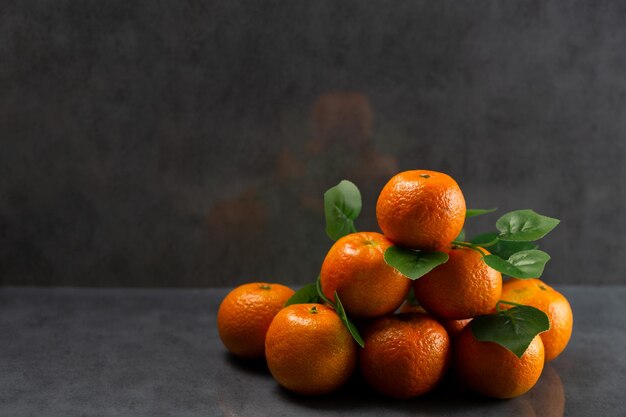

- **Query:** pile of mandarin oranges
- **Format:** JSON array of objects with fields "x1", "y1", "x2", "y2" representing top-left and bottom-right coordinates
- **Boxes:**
[{"x1": 217, "y1": 169, "x2": 573, "y2": 400}]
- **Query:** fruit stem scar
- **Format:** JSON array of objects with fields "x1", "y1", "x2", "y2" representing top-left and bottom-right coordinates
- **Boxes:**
[
  {"x1": 419, "y1": 174, "x2": 430, "y2": 178},
  {"x1": 259, "y1": 284, "x2": 271, "y2": 290},
  {"x1": 309, "y1": 306, "x2": 318, "y2": 314}
]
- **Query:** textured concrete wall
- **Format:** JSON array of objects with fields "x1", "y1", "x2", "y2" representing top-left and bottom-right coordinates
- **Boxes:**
[{"x1": 1, "y1": 1, "x2": 624, "y2": 286}]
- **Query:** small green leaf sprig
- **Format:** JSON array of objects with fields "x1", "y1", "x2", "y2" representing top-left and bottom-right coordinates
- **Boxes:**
[
  {"x1": 451, "y1": 209, "x2": 559, "y2": 279},
  {"x1": 324, "y1": 180, "x2": 361, "y2": 241},
  {"x1": 285, "y1": 180, "x2": 366, "y2": 347},
  {"x1": 385, "y1": 209, "x2": 559, "y2": 281}
]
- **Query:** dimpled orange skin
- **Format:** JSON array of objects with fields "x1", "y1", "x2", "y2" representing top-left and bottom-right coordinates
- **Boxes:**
[
  {"x1": 455, "y1": 326, "x2": 545, "y2": 399},
  {"x1": 413, "y1": 247, "x2": 502, "y2": 319},
  {"x1": 441, "y1": 318, "x2": 472, "y2": 338},
  {"x1": 397, "y1": 302, "x2": 427, "y2": 314},
  {"x1": 320, "y1": 232, "x2": 411, "y2": 318},
  {"x1": 397, "y1": 302, "x2": 471, "y2": 337},
  {"x1": 359, "y1": 313, "x2": 451, "y2": 399},
  {"x1": 265, "y1": 304, "x2": 357, "y2": 395},
  {"x1": 376, "y1": 170, "x2": 466, "y2": 251},
  {"x1": 500, "y1": 278, "x2": 573, "y2": 362},
  {"x1": 217, "y1": 282, "x2": 294, "y2": 359}
]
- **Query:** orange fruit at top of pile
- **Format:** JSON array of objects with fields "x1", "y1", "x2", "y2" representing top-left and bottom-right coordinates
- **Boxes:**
[
  {"x1": 265, "y1": 303, "x2": 357, "y2": 395},
  {"x1": 376, "y1": 169, "x2": 466, "y2": 251},
  {"x1": 413, "y1": 246, "x2": 502, "y2": 319},
  {"x1": 500, "y1": 278, "x2": 573, "y2": 361},
  {"x1": 320, "y1": 232, "x2": 411, "y2": 318},
  {"x1": 217, "y1": 282, "x2": 294, "y2": 359}
]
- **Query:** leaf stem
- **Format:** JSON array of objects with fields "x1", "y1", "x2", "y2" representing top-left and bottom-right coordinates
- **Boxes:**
[
  {"x1": 451, "y1": 240, "x2": 472, "y2": 246},
  {"x1": 316, "y1": 274, "x2": 335, "y2": 307},
  {"x1": 498, "y1": 300, "x2": 526, "y2": 308},
  {"x1": 496, "y1": 299, "x2": 527, "y2": 313},
  {"x1": 451, "y1": 241, "x2": 488, "y2": 256},
  {"x1": 349, "y1": 222, "x2": 357, "y2": 234}
]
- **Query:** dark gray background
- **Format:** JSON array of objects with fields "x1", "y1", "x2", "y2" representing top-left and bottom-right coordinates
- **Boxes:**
[{"x1": 1, "y1": 1, "x2": 624, "y2": 287}]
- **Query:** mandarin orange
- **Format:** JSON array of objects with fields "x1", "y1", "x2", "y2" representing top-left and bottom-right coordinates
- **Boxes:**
[
  {"x1": 217, "y1": 282, "x2": 294, "y2": 358},
  {"x1": 265, "y1": 303, "x2": 357, "y2": 395},
  {"x1": 413, "y1": 247, "x2": 502, "y2": 319},
  {"x1": 359, "y1": 313, "x2": 451, "y2": 398},
  {"x1": 500, "y1": 278, "x2": 573, "y2": 361},
  {"x1": 455, "y1": 325, "x2": 545, "y2": 399},
  {"x1": 320, "y1": 232, "x2": 411, "y2": 318},
  {"x1": 376, "y1": 170, "x2": 465, "y2": 251}
]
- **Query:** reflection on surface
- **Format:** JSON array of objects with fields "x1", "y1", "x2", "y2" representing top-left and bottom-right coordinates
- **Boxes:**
[
  {"x1": 215, "y1": 351, "x2": 565, "y2": 417},
  {"x1": 526, "y1": 364, "x2": 566, "y2": 417},
  {"x1": 205, "y1": 90, "x2": 398, "y2": 284},
  {"x1": 310, "y1": 91, "x2": 374, "y2": 150}
]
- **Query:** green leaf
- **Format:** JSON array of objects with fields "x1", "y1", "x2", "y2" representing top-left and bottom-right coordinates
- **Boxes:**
[
  {"x1": 455, "y1": 228, "x2": 466, "y2": 242},
  {"x1": 334, "y1": 291, "x2": 365, "y2": 348},
  {"x1": 284, "y1": 283, "x2": 319, "y2": 307},
  {"x1": 471, "y1": 305, "x2": 550, "y2": 358},
  {"x1": 483, "y1": 250, "x2": 551, "y2": 278},
  {"x1": 469, "y1": 232, "x2": 499, "y2": 247},
  {"x1": 470, "y1": 232, "x2": 538, "y2": 256},
  {"x1": 324, "y1": 180, "x2": 362, "y2": 241},
  {"x1": 384, "y1": 246, "x2": 449, "y2": 280},
  {"x1": 489, "y1": 240, "x2": 539, "y2": 260},
  {"x1": 316, "y1": 274, "x2": 334, "y2": 306},
  {"x1": 466, "y1": 208, "x2": 498, "y2": 218},
  {"x1": 496, "y1": 210, "x2": 560, "y2": 242}
]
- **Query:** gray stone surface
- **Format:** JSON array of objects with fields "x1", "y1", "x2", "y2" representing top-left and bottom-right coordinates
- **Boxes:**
[
  {"x1": 1, "y1": 1, "x2": 625, "y2": 287},
  {"x1": 0, "y1": 286, "x2": 624, "y2": 416}
]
